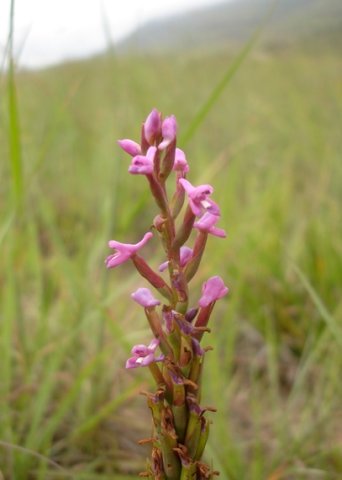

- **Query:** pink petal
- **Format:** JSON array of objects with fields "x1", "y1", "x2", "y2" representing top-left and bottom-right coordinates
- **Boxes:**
[
  {"x1": 133, "y1": 232, "x2": 153, "y2": 251},
  {"x1": 195, "y1": 184, "x2": 214, "y2": 197},
  {"x1": 194, "y1": 212, "x2": 218, "y2": 230},
  {"x1": 189, "y1": 198, "x2": 202, "y2": 216},
  {"x1": 138, "y1": 353, "x2": 155, "y2": 366},
  {"x1": 108, "y1": 232, "x2": 152, "y2": 254},
  {"x1": 108, "y1": 239, "x2": 128, "y2": 250},
  {"x1": 147, "y1": 338, "x2": 160, "y2": 352},
  {"x1": 159, "y1": 115, "x2": 177, "y2": 150},
  {"x1": 118, "y1": 139, "x2": 141, "y2": 156},
  {"x1": 194, "y1": 212, "x2": 226, "y2": 237},
  {"x1": 106, "y1": 232, "x2": 153, "y2": 269},
  {"x1": 126, "y1": 357, "x2": 139, "y2": 369},
  {"x1": 129, "y1": 156, "x2": 153, "y2": 175},
  {"x1": 173, "y1": 148, "x2": 189, "y2": 173},
  {"x1": 180, "y1": 246, "x2": 193, "y2": 266},
  {"x1": 144, "y1": 108, "x2": 161, "y2": 144},
  {"x1": 209, "y1": 226, "x2": 226, "y2": 238},
  {"x1": 179, "y1": 178, "x2": 195, "y2": 195},
  {"x1": 199, "y1": 275, "x2": 229, "y2": 307},
  {"x1": 159, "y1": 246, "x2": 193, "y2": 272},
  {"x1": 128, "y1": 146, "x2": 156, "y2": 175},
  {"x1": 131, "y1": 288, "x2": 160, "y2": 308},
  {"x1": 105, "y1": 252, "x2": 130, "y2": 269},
  {"x1": 128, "y1": 163, "x2": 153, "y2": 175},
  {"x1": 179, "y1": 178, "x2": 219, "y2": 216},
  {"x1": 202, "y1": 198, "x2": 220, "y2": 216},
  {"x1": 131, "y1": 344, "x2": 150, "y2": 356},
  {"x1": 158, "y1": 260, "x2": 169, "y2": 272}
]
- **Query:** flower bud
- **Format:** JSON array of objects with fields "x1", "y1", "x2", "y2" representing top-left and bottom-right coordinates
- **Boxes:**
[
  {"x1": 185, "y1": 307, "x2": 198, "y2": 323},
  {"x1": 173, "y1": 148, "x2": 189, "y2": 174},
  {"x1": 144, "y1": 108, "x2": 162, "y2": 144},
  {"x1": 117, "y1": 139, "x2": 141, "y2": 156},
  {"x1": 158, "y1": 115, "x2": 177, "y2": 150}
]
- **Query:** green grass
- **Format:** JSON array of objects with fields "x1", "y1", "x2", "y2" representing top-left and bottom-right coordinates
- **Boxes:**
[{"x1": 0, "y1": 38, "x2": 341, "y2": 480}]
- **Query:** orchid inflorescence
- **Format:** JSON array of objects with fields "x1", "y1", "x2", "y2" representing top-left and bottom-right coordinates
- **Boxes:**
[{"x1": 106, "y1": 109, "x2": 228, "y2": 479}]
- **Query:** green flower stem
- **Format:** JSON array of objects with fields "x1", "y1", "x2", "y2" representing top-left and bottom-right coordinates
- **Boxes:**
[
  {"x1": 184, "y1": 405, "x2": 202, "y2": 458},
  {"x1": 172, "y1": 403, "x2": 188, "y2": 443},
  {"x1": 195, "y1": 419, "x2": 210, "y2": 461},
  {"x1": 180, "y1": 461, "x2": 197, "y2": 480},
  {"x1": 160, "y1": 436, "x2": 180, "y2": 480},
  {"x1": 166, "y1": 322, "x2": 181, "y2": 361},
  {"x1": 160, "y1": 408, "x2": 181, "y2": 480},
  {"x1": 148, "y1": 363, "x2": 167, "y2": 387},
  {"x1": 189, "y1": 355, "x2": 203, "y2": 400},
  {"x1": 171, "y1": 377, "x2": 187, "y2": 441},
  {"x1": 179, "y1": 334, "x2": 193, "y2": 368},
  {"x1": 147, "y1": 395, "x2": 163, "y2": 435}
]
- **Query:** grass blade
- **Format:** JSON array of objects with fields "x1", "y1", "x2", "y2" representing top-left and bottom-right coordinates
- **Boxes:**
[
  {"x1": 180, "y1": 1, "x2": 278, "y2": 145},
  {"x1": 71, "y1": 381, "x2": 140, "y2": 438},
  {"x1": 7, "y1": 0, "x2": 24, "y2": 209},
  {"x1": 292, "y1": 264, "x2": 342, "y2": 346}
]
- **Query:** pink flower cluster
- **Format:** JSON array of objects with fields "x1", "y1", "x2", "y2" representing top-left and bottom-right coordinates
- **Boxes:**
[{"x1": 106, "y1": 108, "x2": 228, "y2": 368}]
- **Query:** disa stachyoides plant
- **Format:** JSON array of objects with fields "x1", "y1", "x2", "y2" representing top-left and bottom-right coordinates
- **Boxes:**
[{"x1": 106, "y1": 109, "x2": 228, "y2": 479}]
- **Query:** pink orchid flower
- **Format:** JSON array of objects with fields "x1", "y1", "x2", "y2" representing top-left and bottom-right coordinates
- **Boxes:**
[
  {"x1": 179, "y1": 178, "x2": 220, "y2": 216},
  {"x1": 131, "y1": 287, "x2": 160, "y2": 308},
  {"x1": 128, "y1": 146, "x2": 157, "y2": 175},
  {"x1": 126, "y1": 338, "x2": 164, "y2": 369},
  {"x1": 194, "y1": 212, "x2": 226, "y2": 238},
  {"x1": 199, "y1": 275, "x2": 229, "y2": 307},
  {"x1": 105, "y1": 232, "x2": 153, "y2": 269},
  {"x1": 158, "y1": 246, "x2": 193, "y2": 272}
]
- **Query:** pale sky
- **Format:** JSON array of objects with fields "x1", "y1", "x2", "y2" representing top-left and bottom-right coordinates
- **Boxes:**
[{"x1": 0, "y1": 0, "x2": 224, "y2": 69}]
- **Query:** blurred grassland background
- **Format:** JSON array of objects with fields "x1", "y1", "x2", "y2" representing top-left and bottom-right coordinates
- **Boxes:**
[{"x1": 0, "y1": 0, "x2": 342, "y2": 478}]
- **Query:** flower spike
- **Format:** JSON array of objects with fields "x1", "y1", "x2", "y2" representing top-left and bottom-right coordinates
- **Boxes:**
[{"x1": 107, "y1": 109, "x2": 229, "y2": 477}]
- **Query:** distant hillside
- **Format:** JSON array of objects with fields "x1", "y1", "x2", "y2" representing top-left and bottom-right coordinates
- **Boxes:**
[{"x1": 118, "y1": 0, "x2": 342, "y2": 53}]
